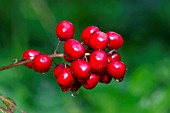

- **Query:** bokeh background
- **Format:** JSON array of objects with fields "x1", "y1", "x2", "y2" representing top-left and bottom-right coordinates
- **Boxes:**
[{"x1": 0, "y1": 0, "x2": 170, "y2": 113}]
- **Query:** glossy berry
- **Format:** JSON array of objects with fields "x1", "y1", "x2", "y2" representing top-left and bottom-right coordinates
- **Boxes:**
[
  {"x1": 56, "y1": 20, "x2": 75, "y2": 41},
  {"x1": 107, "y1": 61, "x2": 126, "y2": 80},
  {"x1": 70, "y1": 59, "x2": 91, "y2": 80},
  {"x1": 107, "y1": 31, "x2": 124, "y2": 50},
  {"x1": 99, "y1": 70, "x2": 112, "y2": 84},
  {"x1": 99, "y1": 73, "x2": 112, "y2": 84},
  {"x1": 64, "y1": 55, "x2": 74, "y2": 63},
  {"x1": 82, "y1": 73, "x2": 100, "y2": 89},
  {"x1": 22, "y1": 49, "x2": 40, "y2": 68},
  {"x1": 53, "y1": 64, "x2": 65, "y2": 78},
  {"x1": 64, "y1": 39, "x2": 85, "y2": 60},
  {"x1": 107, "y1": 52, "x2": 121, "y2": 62},
  {"x1": 70, "y1": 79, "x2": 82, "y2": 91},
  {"x1": 89, "y1": 31, "x2": 109, "y2": 50},
  {"x1": 32, "y1": 54, "x2": 52, "y2": 73},
  {"x1": 89, "y1": 50, "x2": 108, "y2": 71},
  {"x1": 81, "y1": 26, "x2": 100, "y2": 45},
  {"x1": 57, "y1": 68, "x2": 75, "y2": 91}
]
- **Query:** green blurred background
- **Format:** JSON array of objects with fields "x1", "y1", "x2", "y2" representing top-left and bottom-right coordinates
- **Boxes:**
[{"x1": 0, "y1": 0, "x2": 170, "y2": 113}]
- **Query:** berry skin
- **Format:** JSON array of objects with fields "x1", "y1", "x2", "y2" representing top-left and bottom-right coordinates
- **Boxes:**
[
  {"x1": 82, "y1": 73, "x2": 100, "y2": 89},
  {"x1": 56, "y1": 20, "x2": 75, "y2": 41},
  {"x1": 89, "y1": 50, "x2": 108, "y2": 72},
  {"x1": 64, "y1": 55, "x2": 74, "y2": 63},
  {"x1": 57, "y1": 68, "x2": 75, "y2": 91},
  {"x1": 99, "y1": 70, "x2": 112, "y2": 84},
  {"x1": 107, "y1": 52, "x2": 121, "y2": 62},
  {"x1": 70, "y1": 79, "x2": 82, "y2": 91},
  {"x1": 64, "y1": 39, "x2": 85, "y2": 60},
  {"x1": 107, "y1": 31, "x2": 124, "y2": 50},
  {"x1": 81, "y1": 26, "x2": 100, "y2": 45},
  {"x1": 53, "y1": 64, "x2": 65, "y2": 78},
  {"x1": 22, "y1": 49, "x2": 40, "y2": 68},
  {"x1": 32, "y1": 54, "x2": 52, "y2": 73},
  {"x1": 99, "y1": 73, "x2": 112, "y2": 84},
  {"x1": 107, "y1": 61, "x2": 126, "y2": 80},
  {"x1": 70, "y1": 59, "x2": 91, "y2": 80},
  {"x1": 89, "y1": 31, "x2": 109, "y2": 50}
]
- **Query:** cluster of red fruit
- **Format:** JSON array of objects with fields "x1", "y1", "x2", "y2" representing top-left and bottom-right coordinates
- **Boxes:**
[{"x1": 22, "y1": 20, "x2": 126, "y2": 94}]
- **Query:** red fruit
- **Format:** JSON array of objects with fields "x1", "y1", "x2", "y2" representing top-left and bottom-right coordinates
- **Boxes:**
[
  {"x1": 82, "y1": 73, "x2": 100, "y2": 89},
  {"x1": 57, "y1": 68, "x2": 75, "y2": 91},
  {"x1": 89, "y1": 50, "x2": 108, "y2": 71},
  {"x1": 70, "y1": 59, "x2": 91, "y2": 80},
  {"x1": 89, "y1": 31, "x2": 109, "y2": 50},
  {"x1": 98, "y1": 69, "x2": 112, "y2": 84},
  {"x1": 56, "y1": 20, "x2": 75, "y2": 41},
  {"x1": 22, "y1": 49, "x2": 40, "y2": 68},
  {"x1": 64, "y1": 39, "x2": 85, "y2": 60},
  {"x1": 107, "y1": 52, "x2": 121, "y2": 62},
  {"x1": 107, "y1": 61, "x2": 126, "y2": 80},
  {"x1": 107, "y1": 31, "x2": 124, "y2": 50},
  {"x1": 53, "y1": 64, "x2": 65, "y2": 78},
  {"x1": 64, "y1": 55, "x2": 74, "y2": 63},
  {"x1": 70, "y1": 79, "x2": 82, "y2": 91},
  {"x1": 99, "y1": 73, "x2": 112, "y2": 84},
  {"x1": 60, "y1": 88, "x2": 69, "y2": 92},
  {"x1": 32, "y1": 54, "x2": 52, "y2": 73},
  {"x1": 81, "y1": 26, "x2": 100, "y2": 45}
]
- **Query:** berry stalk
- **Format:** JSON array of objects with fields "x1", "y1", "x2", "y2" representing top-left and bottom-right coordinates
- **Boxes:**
[
  {"x1": 0, "y1": 53, "x2": 64, "y2": 71},
  {"x1": 0, "y1": 53, "x2": 91, "y2": 71}
]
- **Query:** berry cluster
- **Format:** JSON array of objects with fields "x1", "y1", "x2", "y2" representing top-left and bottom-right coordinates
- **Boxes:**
[{"x1": 22, "y1": 20, "x2": 126, "y2": 95}]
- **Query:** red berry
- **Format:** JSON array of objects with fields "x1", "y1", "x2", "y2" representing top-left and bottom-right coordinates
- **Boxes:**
[
  {"x1": 107, "y1": 52, "x2": 121, "y2": 62},
  {"x1": 64, "y1": 39, "x2": 85, "y2": 60},
  {"x1": 89, "y1": 50, "x2": 108, "y2": 71},
  {"x1": 70, "y1": 59, "x2": 91, "y2": 80},
  {"x1": 82, "y1": 73, "x2": 100, "y2": 89},
  {"x1": 70, "y1": 79, "x2": 82, "y2": 91},
  {"x1": 107, "y1": 61, "x2": 126, "y2": 80},
  {"x1": 60, "y1": 88, "x2": 69, "y2": 92},
  {"x1": 32, "y1": 54, "x2": 52, "y2": 73},
  {"x1": 57, "y1": 68, "x2": 75, "y2": 91},
  {"x1": 56, "y1": 20, "x2": 75, "y2": 41},
  {"x1": 53, "y1": 64, "x2": 65, "y2": 78},
  {"x1": 81, "y1": 26, "x2": 100, "y2": 45},
  {"x1": 98, "y1": 69, "x2": 112, "y2": 84},
  {"x1": 99, "y1": 73, "x2": 112, "y2": 84},
  {"x1": 107, "y1": 31, "x2": 124, "y2": 50},
  {"x1": 22, "y1": 49, "x2": 40, "y2": 68},
  {"x1": 89, "y1": 31, "x2": 109, "y2": 50},
  {"x1": 64, "y1": 55, "x2": 74, "y2": 63}
]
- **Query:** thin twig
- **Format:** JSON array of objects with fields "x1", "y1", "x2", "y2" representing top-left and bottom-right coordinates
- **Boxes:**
[
  {"x1": 0, "y1": 53, "x2": 64, "y2": 71},
  {"x1": 54, "y1": 40, "x2": 61, "y2": 54},
  {"x1": 0, "y1": 60, "x2": 31, "y2": 71},
  {"x1": 48, "y1": 53, "x2": 64, "y2": 58},
  {"x1": 0, "y1": 53, "x2": 91, "y2": 71}
]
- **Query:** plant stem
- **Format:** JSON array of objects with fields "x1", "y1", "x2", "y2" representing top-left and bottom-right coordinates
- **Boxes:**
[
  {"x1": 0, "y1": 60, "x2": 31, "y2": 71},
  {"x1": 0, "y1": 53, "x2": 90, "y2": 71},
  {"x1": 54, "y1": 40, "x2": 61, "y2": 54},
  {"x1": 0, "y1": 53, "x2": 64, "y2": 71}
]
